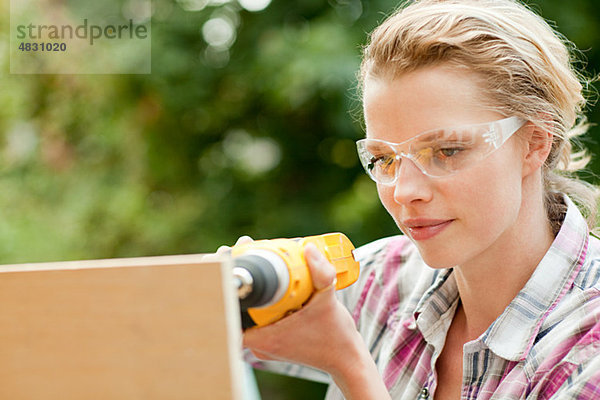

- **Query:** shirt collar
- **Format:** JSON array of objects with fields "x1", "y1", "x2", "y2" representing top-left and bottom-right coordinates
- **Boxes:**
[
  {"x1": 480, "y1": 195, "x2": 589, "y2": 361},
  {"x1": 413, "y1": 269, "x2": 459, "y2": 352}
]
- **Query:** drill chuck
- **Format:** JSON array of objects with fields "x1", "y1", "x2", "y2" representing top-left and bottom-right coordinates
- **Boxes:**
[{"x1": 233, "y1": 250, "x2": 289, "y2": 310}]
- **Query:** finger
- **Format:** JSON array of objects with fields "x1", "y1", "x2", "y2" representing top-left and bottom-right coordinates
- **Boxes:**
[
  {"x1": 304, "y1": 243, "x2": 336, "y2": 292},
  {"x1": 202, "y1": 245, "x2": 230, "y2": 261},
  {"x1": 214, "y1": 236, "x2": 254, "y2": 256},
  {"x1": 235, "y1": 235, "x2": 254, "y2": 246},
  {"x1": 215, "y1": 245, "x2": 232, "y2": 255},
  {"x1": 201, "y1": 253, "x2": 221, "y2": 261},
  {"x1": 249, "y1": 349, "x2": 274, "y2": 361}
]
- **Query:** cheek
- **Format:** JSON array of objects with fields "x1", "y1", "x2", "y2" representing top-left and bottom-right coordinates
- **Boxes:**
[
  {"x1": 376, "y1": 184, "x2": 395, "y2": 212},
  {"x1": 451, "y1": 150, "x2": 523, "y2": 227},
  {"x1": 376, "y1": 184, "x2": 405, "y2": 226}
]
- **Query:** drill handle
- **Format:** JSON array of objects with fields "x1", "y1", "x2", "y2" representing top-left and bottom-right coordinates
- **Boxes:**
[{"x1": 299, "y1": 232, "x2": 360, "y2": 291}]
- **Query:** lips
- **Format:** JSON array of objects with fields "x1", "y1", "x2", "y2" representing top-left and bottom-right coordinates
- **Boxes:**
[{"x1": 402, "y1": 218, "x2": 454, "y2": 241}]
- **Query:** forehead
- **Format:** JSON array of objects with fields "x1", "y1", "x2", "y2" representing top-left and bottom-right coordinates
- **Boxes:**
[{"x1": 363, "y1": 65, "x2": 502, "y2": 142}]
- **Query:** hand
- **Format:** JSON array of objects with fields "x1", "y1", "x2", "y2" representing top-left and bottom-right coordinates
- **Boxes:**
[
  {"x1": 243, "y1": 244, "x2": 391, "y2": 400},
  {"x1": 243, "y1": 243, "x2": 357, "y2": 371},
  {"x1": 207, "y1": 237, "x2": 390, "y2": 399},
  {"x1": 201, "y1": 236, "x2": 254, "y2": 261}
]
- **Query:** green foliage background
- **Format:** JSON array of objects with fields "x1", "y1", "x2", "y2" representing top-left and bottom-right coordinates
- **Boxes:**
[{"x1": 1, "y1": 0, "x2": 599, "y2": 398}]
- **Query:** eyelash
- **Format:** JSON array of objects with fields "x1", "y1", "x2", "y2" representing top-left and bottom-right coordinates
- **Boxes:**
[
  {"x1": 369, "y1": 155, "x2": 394, "y2": 168},
  {"x1": 437, "y1": 147, "x2": 462, "y2": 157}
]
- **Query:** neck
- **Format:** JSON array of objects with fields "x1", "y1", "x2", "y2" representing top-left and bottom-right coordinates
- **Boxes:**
[{"x1": 453, "y1": 176, "x2": 555, "y2": 341}]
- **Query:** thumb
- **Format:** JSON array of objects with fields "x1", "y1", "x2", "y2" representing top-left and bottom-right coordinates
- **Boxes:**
[{"x1": 304, "y1": 243, "x2": 336, "y2": 292}]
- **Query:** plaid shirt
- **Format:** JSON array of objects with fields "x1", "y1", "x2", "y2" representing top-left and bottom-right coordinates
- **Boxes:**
[{"x1": 253, "y1": 196, "x2": 600, "y2": 399}]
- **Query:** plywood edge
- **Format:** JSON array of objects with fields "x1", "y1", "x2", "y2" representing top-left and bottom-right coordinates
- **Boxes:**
[
  {"x1": 0, "y1": 253, "x2": 229, "y2": 273},
  {"x1": 220, "y1": 257, "x2": 244, "y2": 400}
]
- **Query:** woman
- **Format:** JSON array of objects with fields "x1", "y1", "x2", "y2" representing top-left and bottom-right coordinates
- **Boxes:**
[{"x1": 239, "y1": 0, "x2": 600, "y2": 398}]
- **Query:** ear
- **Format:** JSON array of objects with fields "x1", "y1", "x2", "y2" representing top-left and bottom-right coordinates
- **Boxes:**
[{"x1": 521, "y1": 121, "x2": 553, "y2": 178}]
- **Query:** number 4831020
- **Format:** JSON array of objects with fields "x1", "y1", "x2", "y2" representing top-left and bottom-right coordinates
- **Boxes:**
[{"x1": 19, "y1": 42, "x2": 67, "y2": 52}]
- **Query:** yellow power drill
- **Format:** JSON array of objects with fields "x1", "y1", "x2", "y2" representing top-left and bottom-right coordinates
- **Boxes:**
[{"x1": 231, "y1": 232, "x2": 360, "y2": 329}]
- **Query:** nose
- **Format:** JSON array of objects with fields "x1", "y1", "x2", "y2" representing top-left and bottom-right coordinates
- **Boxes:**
[{"x1": 392, "y1": 157, "x2": 433, "y2": 205}]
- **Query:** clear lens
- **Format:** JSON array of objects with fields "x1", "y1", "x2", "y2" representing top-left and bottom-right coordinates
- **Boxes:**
[
  {"x1": 356, "y1": 140, "x2": 399, "y2": 184},
  {"x1": 356, "y1": 117, "x2": 525, "y2": 184}
]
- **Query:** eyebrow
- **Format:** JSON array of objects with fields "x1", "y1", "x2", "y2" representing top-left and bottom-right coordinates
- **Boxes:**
[
  {"x1": 365, "y1": 143, "x2": 392, "y2": 153},
  {"x1": 416, "y1": 130, "x2": 445, "y2": 142},
  {"x1": 366, "y1": 123, "x2": 478, "y2": 147}
]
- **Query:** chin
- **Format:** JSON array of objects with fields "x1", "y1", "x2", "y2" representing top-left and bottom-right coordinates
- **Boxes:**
[
  {"x1": 421, "y1": 256, "x2": 457, "y2": 269},
  {"x1": 413, "y1": 242, "x2": 463, "y2": 269}
]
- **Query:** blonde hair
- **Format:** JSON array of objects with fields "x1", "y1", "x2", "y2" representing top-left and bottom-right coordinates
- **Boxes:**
[{"x1": 360, "y1": 0, "x2": 599, "y2": 233}]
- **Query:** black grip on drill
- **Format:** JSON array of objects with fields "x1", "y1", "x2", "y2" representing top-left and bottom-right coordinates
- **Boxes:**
[
  {"x1": 234, "y1": 254, "x2": 280, "y2": 310},
  {"x1": 240, "y1": 311, "x2": 256, "y2": 330}
]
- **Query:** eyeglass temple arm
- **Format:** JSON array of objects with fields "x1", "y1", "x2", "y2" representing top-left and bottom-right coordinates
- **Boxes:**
[{"x1": 486, "y1": 117, "x2": 527, "y2": 149}]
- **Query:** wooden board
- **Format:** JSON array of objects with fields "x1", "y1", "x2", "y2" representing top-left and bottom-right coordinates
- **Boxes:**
[{"x1": 0, "y1": 254, "x2": 242, "y2": 400}]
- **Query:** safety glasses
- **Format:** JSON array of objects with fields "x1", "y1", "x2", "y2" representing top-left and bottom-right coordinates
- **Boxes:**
[{"x1": 356, "y1": 116, "x2": 526, "y2": 185}]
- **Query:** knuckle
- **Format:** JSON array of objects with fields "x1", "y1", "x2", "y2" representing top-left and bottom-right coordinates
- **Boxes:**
[
  {"x1": 216, "y1": 245, "x2": 231, "y2": 254},
  {"x1": 235, "y1": 235, "x2": 254, "y2": 245}
]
